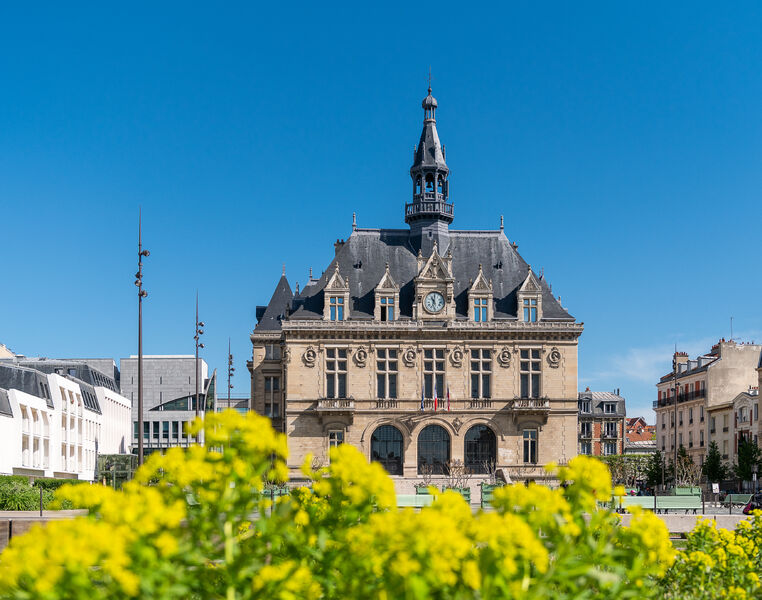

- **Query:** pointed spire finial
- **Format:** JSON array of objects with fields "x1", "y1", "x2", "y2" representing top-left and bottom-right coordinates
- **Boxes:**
[
  {"x1": 500, "y1": 215, "x2": 504, "y2": 231},
  {"x1": 352, "y1": 212, "x2": 357, "y2": 230},
  {"x1": 282, "y1": 263, "x2": 286, "y2": 276},
  {"x1": 309, "y1": 266, "x2": 313, "y2": 279}
]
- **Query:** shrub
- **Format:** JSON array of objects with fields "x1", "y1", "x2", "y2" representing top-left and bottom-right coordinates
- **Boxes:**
[
  {"x1": 0, "y1": 411, "x2": 754, "y2": 599},
  {"x1": 0, "y1": 480, "x2": 54, "y2": 511}
]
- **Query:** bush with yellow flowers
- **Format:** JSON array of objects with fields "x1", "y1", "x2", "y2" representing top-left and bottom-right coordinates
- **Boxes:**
[
  {"x1": 662, "y1": 513, "x2": 762, "y2": 599},
  {"x1": 0, "y1": 410, "x2": 753, "y2": 599}
]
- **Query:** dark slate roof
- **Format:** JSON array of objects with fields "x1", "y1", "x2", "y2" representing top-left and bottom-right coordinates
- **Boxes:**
[
  {"x1": 282, "y1": 228, "x2": 573, "y2": 324},
  {"x1": 255, "y1": 275, "x2": 294, "y2": 332},
  {"x1": 9, "y1": 361, "x2": 106, "y2": 413},
  {"x1": 578, "y1": 391, "x2": 626, "y2": 418},
  {"x1": 0, "y1": 364, "x2": 54, "y2": 408},
  {"x1": 0, "y1": 388, "x2": 11, "y2": 416}
]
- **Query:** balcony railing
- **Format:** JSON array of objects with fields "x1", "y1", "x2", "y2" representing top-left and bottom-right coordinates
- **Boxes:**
[
  {"x1": 510, "y1": 398, "x2": 550, "y2": 411},
  {"x1": 405, "y1": 199, "x2": 454, "y2": 219},
  {"x1": 316, "y1": 399, "x2": 355, "y2": 412},
  {"x1": 375, "y1": 399, "x2": 398, "y2": 409},
  {"x1": 602, "y1": 431, "x2": 618, "y2": 439},
  {"x1": 468, "y1": 399, "x2": 493, "y2": 409},
  {"x1": 653, "y1": 388, "x2": 707, "y2": 409}
]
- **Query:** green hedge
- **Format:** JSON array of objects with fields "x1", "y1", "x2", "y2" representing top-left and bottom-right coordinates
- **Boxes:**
[{"x1": 0, "y1": 475, "x2": 86, "y2": 510}]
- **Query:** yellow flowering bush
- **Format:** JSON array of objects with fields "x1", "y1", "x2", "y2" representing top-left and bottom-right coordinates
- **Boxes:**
[
  {"x1": 663, "y1": 513, "x2": 762, "y2": 599},
  {"x1": 0, "y1": 411, "x2": 756, "y2": 599}
]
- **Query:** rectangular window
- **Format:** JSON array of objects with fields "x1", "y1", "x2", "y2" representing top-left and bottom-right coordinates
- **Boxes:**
[
  {"x1": 523, "y1": 429, "x2": 537, "y2": 463},
  {"x1": 380, "y1": 297, "x2": 395, "y2": 321},
  {"x1": 470, "y1": 349, "x2": 492, "y2": 398},
  {"x1": 755, "y1": 403, "x2": 759, "y2": 421},
  {"x1": 473, "y1": 298, "x2": 488, "y2": 322},
  {"x1": 578, "y1": 399, "x2": 591, "y2": 413},
  {"x1": 580, "y1": 441, "x2": 591, "y2": 455},
  {"x1": 661, "y1": 436, "x2": 665, "y2": 451},
  {"x1": 519, "y1": 349, "x2": 541, "y2": 398},
  {"x1": 523, "y1": 298, "x2": 538, "y2": 322},
  {"x1": 328, "y1": 429, "x2": 344, "y2": 448},
  {"x1": 689, "y1": 407, "x2": 693, "y2": 423},
  {"x1": 376, "y1": 349, "x2": 398, "y2": 399},
  {"x1": 604, "y1": 442, "x2": 617, "y2": 456},
  {"x1": 710, "y1": 416, "x2": 716, "y2": 433},
  {"x1": 326, "y1": 349, "x2": 347, "y2": 399},
  {"x1": 265, "y1": 344, "x2": 282, "y2": 360},
  {"x1": 700, "y1": 430, "x2": 704, "y2": 446},
  {"x1": 143, "y1": 421, "x2": 149, "y2": 440},
  {"x1": 580, "y1": 422, "x2": 592, "y2": 437},
  {"x1": 172, "y1": 421, "x2": 179, "y2": 439},
  {"x1": 678, "y1": 410, "x2": 683, "y2": 426},
  {"x1": 604, "y1": 403, "x2": 616, "y2": 414},
  {"x1": 679, "y1": 432, "x2": 683, "y2": 446},
  {"x1": 604, "y1": 422, "x2": 617, "y2": 437},
  {"x1": 700, "y1": 405, "x2": 705, "y2": 422},
  {"x1": 152, "y1": 421, "x2": 159, "y2": 440},
  {"x1": 423, "y1": 349, "x2": 445, "y2": 398},
  {"x1": 162, "y1": 421, "x2": 169, "y2": 439},
  {"x1": 688, "y1": 431, "x2": 693, "y2": 447},
  {"x1": 133, "y1": 421, "x2": 138, "y2": 440},
  {"x1": 264, "y1": 376, "x2": 281, "y2": 417},
  {"x1": 329, "y1": 296, "x2": 344, "y2": 321}
]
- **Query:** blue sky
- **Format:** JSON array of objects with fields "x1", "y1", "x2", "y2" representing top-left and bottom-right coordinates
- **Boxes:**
[{"x1": 1, "y1": 2, "x2": 761, "y2": 418}]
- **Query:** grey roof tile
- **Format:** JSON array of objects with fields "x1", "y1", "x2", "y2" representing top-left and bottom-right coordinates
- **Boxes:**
[{"x1": 255, "y1": 275, "x2": 294, "y2": 332}]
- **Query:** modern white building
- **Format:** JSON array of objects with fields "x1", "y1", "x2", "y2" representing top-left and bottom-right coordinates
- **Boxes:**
[{"x1": 0, "y1": 360, "x2": 131, "y2": 480}]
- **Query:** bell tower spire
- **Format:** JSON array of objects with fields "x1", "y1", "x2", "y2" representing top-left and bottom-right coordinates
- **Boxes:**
[{"x1": 406, "y1": 82, "x2": 453, "y2": 255}]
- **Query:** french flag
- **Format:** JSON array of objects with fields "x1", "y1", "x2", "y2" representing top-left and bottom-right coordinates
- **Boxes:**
[
  {"x1": 420, "y1": 379, "x2": 425, "y2": 411},
  {"x1": 433, "y1": 382, "x2": 438, "y2": 412}
]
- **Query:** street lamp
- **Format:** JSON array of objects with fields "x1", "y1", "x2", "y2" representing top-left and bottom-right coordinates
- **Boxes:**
[
  {"x1": 753, "y1": 463, "x2": 758, "y2": 494},
  {"x1": 227, "y1": 338, "x2": 235, "y2": 411},
  {"x1": 135, "y1": 211, "x2": 149, "y2": 466},
  {"x1": 194, "y1": 293, "x2": 204, "y2": 420}
]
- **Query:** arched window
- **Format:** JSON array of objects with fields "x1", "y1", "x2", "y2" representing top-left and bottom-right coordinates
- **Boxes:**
[
  {"x1": 437, "y1": 176, "x2": 443, "y2": 194},
  {"x1": 415, "y1": 177, "x2": 422, "y2": 195},
  {"x1": 418, "y1": 424, "x2": 450, "y2": 474},
  {"x1": 464, "y1": 425, "x2": 496, "y2": 473},
  {"x1": 371, "y1": 425, "x2": 403, "y2": 476},
  {"x1": 425, "y1": 174, "x2": 434, "y2": 193}
]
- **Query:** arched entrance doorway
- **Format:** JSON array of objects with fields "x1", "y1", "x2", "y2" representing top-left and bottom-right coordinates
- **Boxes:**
[
  {"x1": 464, "y1": 424, "x2": 497, "y2": 473},
  {"x1": 371, "y1": 425, "x2": 404, "y2": 475},
  {"x1": 417, "y1": 424, "x2": 450, "y2": 474}
]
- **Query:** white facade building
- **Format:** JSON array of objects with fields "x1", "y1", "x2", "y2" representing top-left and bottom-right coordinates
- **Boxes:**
[{"x1": 0, "y1": 360, "x2": 131, "y2": 480}]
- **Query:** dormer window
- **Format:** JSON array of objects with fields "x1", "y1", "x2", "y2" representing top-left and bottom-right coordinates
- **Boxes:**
[
  {"x1": 380, "y1": 297, "x2": 395, "y2": 321},
  {"x1": 523, "y1": 298, "x2": 538, "y2": 322},
  {"x1": 329, "y1": 297, "x2": 344, "y2": 321},
  {"x1": 467, "y1": 264, "x2": 493, "y2": 323},
  {"x1": 517, "y1": 267, "x2": 542, "y2": 323},
  {"x1": 323, "y1": 263, "x2": 350, "y2": 322},
  {"x1": 374, "y1": 263, "x2": 400, "y2": 322}
]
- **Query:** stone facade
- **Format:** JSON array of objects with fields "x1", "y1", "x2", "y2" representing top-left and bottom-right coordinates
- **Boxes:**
[
  {"x1": 654, "y1": 340, "x2": 762, "y2": 468},
  {"x1": 249, "y1": 87, "x2": 583, "y2": 484}
]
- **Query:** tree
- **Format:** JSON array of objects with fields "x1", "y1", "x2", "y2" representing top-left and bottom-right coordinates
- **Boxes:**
[
  {"x1": 702, "y1": 441, "x2": 728, "y2": 483},
  {"x1": 645, "y1": 450, "x2": 667, "y2": 488},
  {"x1": 735, "y1": 438, "x2": 761, "y2": 482},
  {"x1": 672, "y1": 446, "x2": 701, "y2": 487}
]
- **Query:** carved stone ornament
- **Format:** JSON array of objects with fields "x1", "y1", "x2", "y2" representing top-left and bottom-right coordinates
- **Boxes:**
[
  {"x1": 302, "y1": 346, "x2": 317, "y2": 367},
  {"x1": 497, "y1": 347, "x2": 512, "y2": 368},
  {"x1": 354, "y1": 346, "x2": 368, "y2": 367},
  {"x1": 402, "y1": 346, "x2": 417, "y2": 367},
  {"x1": 450, "y1": 346, "x2": 464, "y2": 367},
  {"x1": 547, "y1": 347, "x2": 561, "y2": 369},
  {"x1": 283, "y1": 348, "x2": 291, "y2": 364},
  {"x1": 452, "y1": 417, "x2": 463, "y2": 433}
]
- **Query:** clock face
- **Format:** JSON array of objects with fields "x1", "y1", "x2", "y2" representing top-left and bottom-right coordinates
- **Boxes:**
[{"x1": 424, "y1": 291, "x2": 445, "y2": 313}]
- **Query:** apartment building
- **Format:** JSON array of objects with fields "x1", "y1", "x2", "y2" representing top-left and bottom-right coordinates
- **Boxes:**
[{"x1": 577, "y1": 390, "x2": 626, "y2": 456}]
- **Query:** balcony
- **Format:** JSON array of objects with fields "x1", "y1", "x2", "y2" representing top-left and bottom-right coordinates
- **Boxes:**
[
  {"x1": 511, "y1": 398, "x2": 550, "y2": 411},
  {"x1": 375, "y1": 399, "x2": 398, "y2": 409},
  {"x1": 316, "y1": 399, "x2": 355, "y2": 413},
  {"x1": 653, "y1": 387, "x2": 707, "y2": 408},
  {"x1": 405, "y1": 197, "x2": 454, "y2": 221},
  {"x1": 602, "y1": 431, "x2": 618, "y2": 440},
  {"x1": 468, "y1": 399, "x2": 493, "y2": 409}
]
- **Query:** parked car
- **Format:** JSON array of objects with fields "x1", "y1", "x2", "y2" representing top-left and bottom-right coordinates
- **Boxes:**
[{"x1": 742, "y1": 492, "x2": 762, "y2": 515}]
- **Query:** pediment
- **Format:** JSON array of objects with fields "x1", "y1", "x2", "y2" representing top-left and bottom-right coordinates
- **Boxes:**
[
  {"x1": 418, "y1": 248, "x2": 451, "y2": 281},
  {"x1": 519, "y1": 267, "x2": 541, "y2": 294},
  {"x1": 375, "y1": 264, "x2": 399, "y2": 291},
  {"x1": 325, "y1": 263, "x2": 349, "y2": 291},
  {"x1": 469, "y1": 264, "x2": 492, "y2": 293}
]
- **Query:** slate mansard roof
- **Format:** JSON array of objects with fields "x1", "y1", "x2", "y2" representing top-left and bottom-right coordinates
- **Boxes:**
[{"x1": 255, "y1": 227, "x2": 574, "y2": 332}]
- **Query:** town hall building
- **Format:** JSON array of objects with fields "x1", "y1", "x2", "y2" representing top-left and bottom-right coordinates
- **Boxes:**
[{"x1": 249, "y1": 87, "x2": 583, "y2": 483}]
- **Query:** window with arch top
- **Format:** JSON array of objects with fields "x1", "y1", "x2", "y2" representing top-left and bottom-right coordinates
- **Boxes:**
[
  {"x1": 464, "y1": 425, "x2": 496, "y2": 473},
  {"x1": 418, "y1": 424, "x2": 450, "y2": 474},
  {"x1": 371, "y1": 425, "x2": 403, "y2": 475}
]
